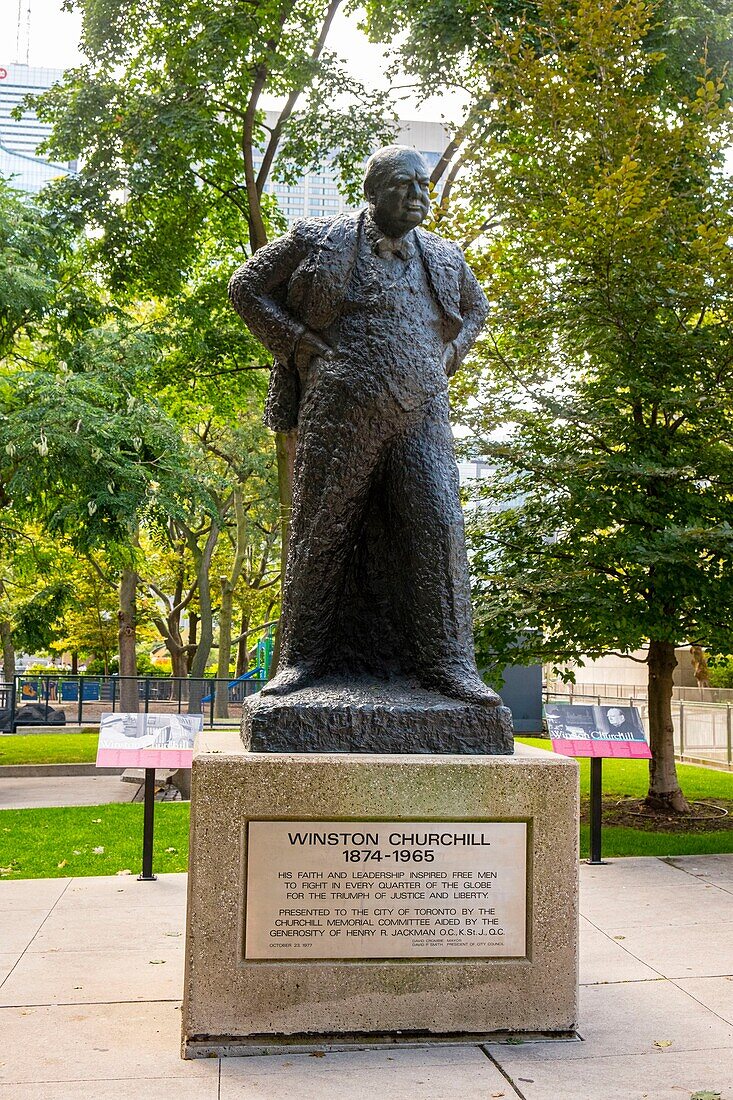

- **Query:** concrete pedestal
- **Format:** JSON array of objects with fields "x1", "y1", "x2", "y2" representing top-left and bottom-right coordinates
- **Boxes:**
[{"x1": 181, "y1": 731, "x2": 579, "y2": 1057}]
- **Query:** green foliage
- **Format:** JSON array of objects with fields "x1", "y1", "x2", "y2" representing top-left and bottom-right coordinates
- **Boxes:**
[
  {"x1": 708, "y1": 656, "x2": 733, "y2": 689},
  {"x1": 0, "y1": 182, "x2": 63, "y2": 357},
  {"x1": 448, "y1": 0, "x2": 733, "y2": 677},
  {"x1": 32, "y1": 0, "x2": 396, "y2": 288},
  {"x1": 1, "y1": 322, "x2": 197, "y2": 550}
]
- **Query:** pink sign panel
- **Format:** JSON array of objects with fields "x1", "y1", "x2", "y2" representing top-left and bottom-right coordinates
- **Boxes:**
[
  {"x1": 544, "y1": 703, "x2": 652, "y2": 760},
  {"x1": 95, "y1": 712, "x2": 202, "y2": 769}
]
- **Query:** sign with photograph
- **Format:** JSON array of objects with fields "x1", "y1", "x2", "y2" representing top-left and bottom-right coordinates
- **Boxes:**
[
  {"x1": 95, "y1": 712, "x2": 203, "y2": 768},
  {"x1": 544, "y1": 703, "x2": 651, "y2": 759}
]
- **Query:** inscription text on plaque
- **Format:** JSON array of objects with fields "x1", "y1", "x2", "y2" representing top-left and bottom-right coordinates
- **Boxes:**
[{"x1": 244, "y1": 820, "x2": 527, "y2": 960}]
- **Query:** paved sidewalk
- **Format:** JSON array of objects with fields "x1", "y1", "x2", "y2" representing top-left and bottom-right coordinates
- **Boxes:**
[
  {"x1": 0, "y1": 856, "x2": 731, "y2": 1099},
  {"x1": 0, "y1": 775, "x2": 141, "y2": 808}
]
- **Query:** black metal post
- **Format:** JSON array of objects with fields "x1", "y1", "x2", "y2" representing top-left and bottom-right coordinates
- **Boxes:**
[
  {"x1": 138, "y1": 767, "x2": 157, "y2": 881},
  {"x1": 9, "y1": 676, "x2": 17, "y2": 732},
  {"x1": 144, "y1": 676, "x2": 150, "y2": 714},
  {"x1": 77, "y1": 675, "x2": 84, "y2": 726},
  {"x1": 111, "y1": 676, "x2": 117, "y2": 712},
  {"x1": 177, "y1": 676, "x2": 182, "y2": 715},
  {"x1": 587, "y1": 756, "x2": 605, "y2": 865},
  {"x1": 209, "y1": 681, "x2": 215, "y2": 729}
]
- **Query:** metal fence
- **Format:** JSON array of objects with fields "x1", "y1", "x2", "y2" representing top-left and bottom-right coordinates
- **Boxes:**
[
  {"x1": 544, "y1": 688, "x2": 733, "y2": 770},
  {"x1": 545, "y1": 678, "x2": 733, "y2": 706},
  {"x1": 2, "y1": 674, "x2": 267, "y2": 732}
]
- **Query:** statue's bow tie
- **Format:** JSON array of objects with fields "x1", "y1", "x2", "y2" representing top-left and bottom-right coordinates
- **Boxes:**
[{"x1": 375, "y1": 236, "x2": 415, "y2": 261}]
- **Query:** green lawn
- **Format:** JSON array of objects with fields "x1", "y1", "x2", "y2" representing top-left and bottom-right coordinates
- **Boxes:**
[
  {"x1": 0, "y1": 732, "x2": 99, "y2": 765},
  {"x1": 0, "y1": 803, "x2": 189, "y2": 879},
  {"x1": 0, "y1": 736, "x2": 730, "y2": 880},
  {"x1": 579, "y1": 824, "x2": 733, "y2": 857},
  {"x1": 517, "y1": 737, "x2": 733, "y2": 802}
]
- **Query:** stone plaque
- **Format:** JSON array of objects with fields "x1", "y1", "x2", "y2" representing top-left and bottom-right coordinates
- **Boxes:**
[{"x1": 244, "y1": 820, "x2": 528, "y2": 960}]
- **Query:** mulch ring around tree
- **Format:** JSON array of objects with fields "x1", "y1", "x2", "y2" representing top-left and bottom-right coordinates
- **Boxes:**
[{"x1": 581, "y1": 798, "x2": 733, "y2": 833}]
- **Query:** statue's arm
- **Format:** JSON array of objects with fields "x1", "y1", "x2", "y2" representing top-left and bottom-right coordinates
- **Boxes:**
[
  {"x1": 446, "y1": 255, "x2": 489, "y2": 377},
  {"x1": 228, "y1": 228, "x2": 310, "y2": 365}
]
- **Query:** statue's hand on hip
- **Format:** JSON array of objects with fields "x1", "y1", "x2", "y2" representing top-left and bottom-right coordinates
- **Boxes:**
[
  {"x1": 295, "y1": 329, "x2": 333, "y2": 371},
  {"x1": 443, "y1": 341, "x2": 459, "y2": 377}
]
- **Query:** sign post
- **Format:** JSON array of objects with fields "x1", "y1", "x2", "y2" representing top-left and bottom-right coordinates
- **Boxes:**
[
  {"x1": 588, "y1": 757, "x2": 604, "y2": 865},
  {"x1": 139, "y1": 768, "x2": 158, "y2": 881},
  {"x1": 95, "y1": 712, "x2": 203, "y2": 880},
  {"x1": 544, "y1": 703, "x2": 652, "y2": 865}
]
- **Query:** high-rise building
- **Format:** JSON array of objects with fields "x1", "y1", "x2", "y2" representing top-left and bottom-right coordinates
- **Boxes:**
[
  {"x1": 0, "y1": 63, "x2": 76, "y2": 193},
  {"x1": 1, "y1": 65, "x2": 448, "y2": 211},
  {"x1": 258, "y1": 114, "x2": 449, "y2": 226}
]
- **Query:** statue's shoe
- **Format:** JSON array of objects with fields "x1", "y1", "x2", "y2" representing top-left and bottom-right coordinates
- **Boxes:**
[
  {"x1": 260, "y1": 664, "x2": 314, "y2": 697},
  {"x1": 429, "y1": 671, "x2": 502, "y2": 708}
]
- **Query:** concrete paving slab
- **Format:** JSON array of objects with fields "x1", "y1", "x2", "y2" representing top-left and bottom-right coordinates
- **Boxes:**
[
  {"x1": 57, "y1": 871, "x2": 187, "y2": 910},
  {"x1": 0, "y1": 878, "x2": 69, "y2": 910},
  {"x1": 487, "y1": 1045, "x2": 733, "y2": 1100},
  {"x1": 582, "y1": 856, "x2": 695, "y2": 891},
  {"x1": 489, "y1": 979, "x2": 733, "y2": 1061},
  {"x1": 0, "y1": 857, "x2": 730, "y2": 1098},
  {"x1": 220, "y1": 1045, "x2": 518, "y2": 1100},
  {"x1": 583, "y1": 881, "x2": 733, "y2": 932},
  {"x1": 0, "y1": 909, "x2": 50, "y2": 954},
  {"x1": 579, "y1": 917, "x2": 660, "y2": 985},
  {"x1": 0, "y1": 1001, "x2": 217, "y2": 1084},
  {"x1": 0, "y1": 947, "x2": 184, "y2": 1006},
  {"x1": 667, "y1": 854, "x2": 733, "y2": 893},
  {"x1": 0, "y1": 954, "x2": 18, "y2": 984},
  {"x1": 606, "y1": 920, "x2": 733, "y2": 979},
  {"x1": 674, "y1": 975, "x2": 733, "y2": 1025},
  {"x1": 29, "y1": 903, "x2": 185, "y2": 954},
  {"x1": 0, "y1": 776, "x2": 140, "y2": 809},
  {"x1": 0, "y1": 1079, "x2": 219, "y2": 1100}
]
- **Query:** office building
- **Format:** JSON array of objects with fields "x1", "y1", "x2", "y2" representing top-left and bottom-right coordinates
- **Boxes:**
[
  {"x1": 258, "y1": 114, "x2": 449, "y2": 226},
  {"x1": 0, "y1": 62, "x2": 76, "y2": 193}
]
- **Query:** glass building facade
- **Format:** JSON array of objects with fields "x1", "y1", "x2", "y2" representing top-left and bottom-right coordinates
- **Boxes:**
[
  {"x1": 258, "y1": 114, "x2": 449, "y2": 227},
  {"x1": 0, "y1": 63, "x2": 76, "y2": 193}
]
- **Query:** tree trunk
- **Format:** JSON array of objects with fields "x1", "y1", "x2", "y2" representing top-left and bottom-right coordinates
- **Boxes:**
[
  {"x1": 187, "y1": 523, "x2": 220, "y2": 714},
  {"x1": 272, "y1": 430, "x2": 296, "y2": 675},
  {"x1": 70, "y1": 651, "x2": 78, "y2": 675},
  {"x1": 215, "y1": 489, "x2": 248, "y2": 719},
  {"x1": 187, "y1": 612, "x2": 198, "y2": 674},
  {"x1": 236, "y1": 609, "x2": 250, "y2": 678},
  {"x1": 689, "y1": 645, "x2": 710, "y2": 689},
  {"x1": 214, "y1": 583, "x2": 235, "y2": 719},
  {"x1": 646, "y1": 640, "x2": 690, "y2": 813},
  {"x1": 118, "y1": 566, "x2": 139, "y2": 712},
  {"x1": 0, "y1": 620, "x2": 15, "y2": 683}
]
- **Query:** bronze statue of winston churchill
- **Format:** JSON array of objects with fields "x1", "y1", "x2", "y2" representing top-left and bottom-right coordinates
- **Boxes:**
[{"x1": 229, "y1": 145, "x2": 503, "y2": 719}]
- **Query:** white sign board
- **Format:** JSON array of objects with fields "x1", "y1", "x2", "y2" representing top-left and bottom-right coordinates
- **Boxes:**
[
  {"x1": 245, "y1": 820, "x2": 528, "y2": 960},
  {"x1": 96, "y1": 712, "x2": 203, "y2": 768}
]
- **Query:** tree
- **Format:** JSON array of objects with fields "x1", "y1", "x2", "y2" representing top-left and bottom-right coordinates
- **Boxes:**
[
  {"x1": 0, "y1": 316, "x2": 197, "y2": 708},
  {"x1": 32, "y1": 0, "x2": 398, "y2": 576},
  {"x1": 446, "y1": 0, "x2": 733, "y2": 812}
]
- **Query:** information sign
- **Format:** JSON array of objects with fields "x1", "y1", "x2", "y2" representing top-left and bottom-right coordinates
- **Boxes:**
[
  {"x1": 545, "y1": 703, "x2": 651, "y2": 759},
  {"x1": 95, "y1": 711, "x2": 203, "y2": 768},
  {"x1": 244, "y1": 819, "x2": 528, "y2": 960}
]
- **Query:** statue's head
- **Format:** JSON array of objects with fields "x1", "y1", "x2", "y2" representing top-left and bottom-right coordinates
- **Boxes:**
[{"x1": 363, "y1": 145, "x2": 431, "y2": 238}]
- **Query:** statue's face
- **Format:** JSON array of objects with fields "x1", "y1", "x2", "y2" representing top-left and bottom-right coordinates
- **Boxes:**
[{"x1": 370, "y1": 152, "x2": 431, "y2": 238}]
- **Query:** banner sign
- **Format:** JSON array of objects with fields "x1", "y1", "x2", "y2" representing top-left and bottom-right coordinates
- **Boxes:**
[
  {"x1": 95, "y1": 712, "x2": 203, "y2": 768},
  {"x1": 544, "y1": 703, "x2": 651, "y2": 759}
]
